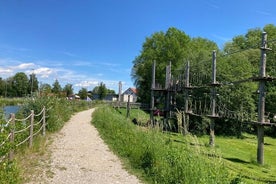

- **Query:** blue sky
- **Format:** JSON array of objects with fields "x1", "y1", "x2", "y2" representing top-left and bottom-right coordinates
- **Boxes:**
[{"x1": 0, "y1": 0, "x2": 275, "y2": 93}]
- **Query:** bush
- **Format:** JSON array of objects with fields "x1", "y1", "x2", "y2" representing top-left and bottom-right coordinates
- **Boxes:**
[{"x1": 0, "y1": 161, "x2": 20, "y2": 184}]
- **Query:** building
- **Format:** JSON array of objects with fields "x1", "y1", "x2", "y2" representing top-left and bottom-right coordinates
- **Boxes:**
[{"x1": 121, "y1": 88, "x2": 137, "y2": 102}]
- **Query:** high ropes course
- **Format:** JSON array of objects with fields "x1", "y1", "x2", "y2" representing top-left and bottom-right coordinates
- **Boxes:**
[{"x1": 149, "y1": 32, "x2": 276, "y2": 165}]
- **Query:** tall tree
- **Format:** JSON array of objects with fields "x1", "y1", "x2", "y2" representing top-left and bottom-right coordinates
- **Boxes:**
[
  {"x1": 63, "y1": 83, "x2": 74, "y2": 97},
  {"x1": 52, "y1": 79, "x2": 62, "y2": 94},
  {"x1": 132, "y1": 27, "x2": 219, "y2": 103},
  {"x1": 40, "y1": 83, "x2": 52, "y2": 95},
  {"x1": 12, "y1": 72, "x2": 29, "y2": 97},
  {"x1": 78, "y1": 87, "x2": 88, "y2": 100},
  {"x1": 132, "y1": 27, "x2": 191, "y2": 103},
  {"x1": 0, "y1": 78, "x2": 6, "y2": 97},
  {"x1": 98, "y1": 82, "x2": 107, "y2": 100},
  {"x1": 28, "y1": 73, "x2": 39, "y2": 95}
]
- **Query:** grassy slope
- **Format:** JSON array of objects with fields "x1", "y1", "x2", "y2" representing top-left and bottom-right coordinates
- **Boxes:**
[
  {"x1": 92, "y1": 106, "x2": 233, "y2": 184},
  {"x1": 108, "y1": 107, "x2": 276, "y2": 183},
  {"x1": 209, "y1": 134, "x2": 276, "y2": 183}
]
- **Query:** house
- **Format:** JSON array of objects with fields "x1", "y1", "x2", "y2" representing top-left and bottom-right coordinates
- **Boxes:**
[{"x1": 121, "y1": 88, "x2": 137, "y2": 102}]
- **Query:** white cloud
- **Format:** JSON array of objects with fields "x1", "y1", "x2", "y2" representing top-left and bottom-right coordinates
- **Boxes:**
[
  {"x1": 0, "y1": 68, "x2": 13, "y2": 75},
  {"x1": 75, "y1": 80, "x2": 99, "y2": 88},
  {"x1": 14, "y1": 63, "x2": 35, "y2": 70},
  {"x1": 34, "y1": 67, "x2": 54, "y2": 78}
]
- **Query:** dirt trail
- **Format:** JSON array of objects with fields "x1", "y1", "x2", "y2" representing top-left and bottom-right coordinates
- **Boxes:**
[{"x1": 27, "y1": 108, "x2": 141, "y2": 184}]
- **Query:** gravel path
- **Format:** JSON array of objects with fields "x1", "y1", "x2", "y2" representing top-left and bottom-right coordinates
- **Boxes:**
[{"x1": 28, "y1": 108, "x2": 141, "y2": 184}]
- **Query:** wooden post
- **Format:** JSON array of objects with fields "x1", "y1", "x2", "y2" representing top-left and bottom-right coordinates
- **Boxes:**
[
  {"x1": 42, "y1": 106, "x2": 46, "y2": 136},
  {"x1": 9, "y1": 113, "x2": 15, "y2": 161},
  {"x1": 118, "y1": 81, "x2": 122, "y2": 107},
  {"x1": 126, "y1": 95, "x2": 130, "y2": 118},
  {"x1": 183, "y1": 61, "x2": 190, "y2": 135},
  {"x1": 150, "y1": 60, "x2": 156, "y2": 126},
  {"x1": 165, "y1": 62, "x2": 172, "y2": 127},
  {"x1": 257, "y1": 32, "x2": 269, "y2": 165},
  {"x1": 209, "y1": 50, "x2": 217, "y2": 146},
  {"x1": 29, "y1": 110, "x2": 34, "y2": 148}
]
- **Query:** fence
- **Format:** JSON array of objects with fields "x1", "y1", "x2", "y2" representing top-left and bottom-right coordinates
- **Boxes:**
[
  {"x1": 108, "y1": 101, "x2": 149, "y2": 110},
  {"x1": 0, "y1": 106, "x2": 46, "y2": 162}
]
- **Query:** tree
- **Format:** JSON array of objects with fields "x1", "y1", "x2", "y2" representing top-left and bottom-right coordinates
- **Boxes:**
[
  {"x1": 40, "y1": 83, "x2": 52, "y2": 95},
  {"x1": 12, "y1": 72, "x2": 29, "y2": 97},
  {"x1": 98, "y1": 82, "x2": 107, "y2": 100},
  {"x1": 52, "y1": 79, "x2": 62, "y2": 94},
  {"x1": 131, "y1": 27, "x2": 218, "y2": 103},
  {"x1": 63, "y1": 83, "x2": 74, "y2": 97},
  {"x1": 78, "y1": 87, "x2": 88, "y2": 100},
  {"x1": 107, "y1": 89, "x2": 115, "y2": 95},
  {"x1": 132, "y1": 27, "x2": 190, "y2": 103},
  {"x1": 28, "y1": 73, "x2": 39, "y2": 95},
  {"x1": 91, "y1": 82, "x2": 108, "y2": 100},
  {"x1": 0, "y1": 78, "x2": 6, "y2": 97}
]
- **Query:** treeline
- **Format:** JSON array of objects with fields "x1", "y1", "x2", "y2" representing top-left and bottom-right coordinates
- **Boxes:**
[
  {"x1": 0, "y1": 72, "x2": 115, "y2": 100},
  {"x1": 0, "y1": 72, "x2": 74, "y2": 98},
  {"x1": 132, "y1": 24, "x2": 276, "y2": 136}
]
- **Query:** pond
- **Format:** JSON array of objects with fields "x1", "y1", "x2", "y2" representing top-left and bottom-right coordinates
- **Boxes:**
[{"x1": 2, "y1": 105, "x2": 20, "y2": 121}]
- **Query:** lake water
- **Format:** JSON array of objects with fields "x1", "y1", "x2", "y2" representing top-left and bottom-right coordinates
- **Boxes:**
[{"x1": 2, "y1": 106, "x2": 20, "y2": 121}]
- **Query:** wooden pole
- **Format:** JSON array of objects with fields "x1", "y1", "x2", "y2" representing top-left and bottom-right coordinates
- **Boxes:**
[
  {"x1": 118, "y1": 81, "x2": 122, "y2": 107},
  {"x1": 165, "y1": 62, "x2": 172, "y2": 127},
  {"x1": 126, "y1": 95, "x2": 130, "y2": 118},
  {"x1": 42, "y1": 106, "x2": 46, "y2": 136},
  {"x1": 9, "y1": 113, "x2": 15, "y2": 161},
  {"x1": 257, "y1": 32, "x2": 269, "y2": 165},
  {"x1": 150, "y1": 60, "x2": 156, "y2": 126},
  {"x1": 29, "y1": 110, "x2": 34, "y2": 148},
  {"x1": 183, "y1": 61, "x2": 190, "y2": 135},
  {"x1": 209, "y1": 50, "x2": 217, "y2": 146}
]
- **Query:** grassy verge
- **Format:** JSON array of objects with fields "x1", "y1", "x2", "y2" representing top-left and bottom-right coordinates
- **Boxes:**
[
  {"x1": 92, "y1": 105, "x2": 233, "y2": 184},
  {"x1": 99, "y1": 106, "x2": 276, "y2": 183},
  {"x1": 0, "y1": 97, "x2": 94, "y2": 184}
]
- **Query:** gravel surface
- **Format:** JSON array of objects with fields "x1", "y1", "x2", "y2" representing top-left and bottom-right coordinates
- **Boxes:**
[{"x1": 27, "y1": 108, "x2": 141, "y2": 184}]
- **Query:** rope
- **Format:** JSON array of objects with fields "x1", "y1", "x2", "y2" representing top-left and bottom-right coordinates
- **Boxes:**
[
  {"x1": 15, "y1": 113, "x2": 32, "y2": 122},
  {"x1": 14, "y1": 124, "x2": 31, "y2": 134},
  {"x1": 32, "y1": 125, "x2": 43, "y2": 137},
  {"x1": 33, "y1": 117, "x2": 43, "y2": 126},
  {"x1": 0, "y1": 155, "x2": 8, "y2": 163},
  {"x1": 34, "y1": 108, "x2": 45, "y2": 117},
  {"x1": 4, "y1": 118, "x2": 12, "y2": 127},
  {"x1": 16, "y1": 135, "x2": 31, "y2": 147},
  {"x1": 0, "y1": 133, "x2": 11, "y2": 147}
]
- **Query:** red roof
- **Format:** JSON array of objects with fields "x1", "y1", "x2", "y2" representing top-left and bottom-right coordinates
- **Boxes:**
[{"x1": 130, "y1": 88, "x2": 137, "y2": 94}]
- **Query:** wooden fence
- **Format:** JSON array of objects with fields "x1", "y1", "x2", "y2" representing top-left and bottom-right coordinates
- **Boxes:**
[
  {"x1": 0, "y1": 106, "x2": 46, "y2": 162},
  {"x1": 108, "y1": 101, "x2": 149, "y2": 110}
]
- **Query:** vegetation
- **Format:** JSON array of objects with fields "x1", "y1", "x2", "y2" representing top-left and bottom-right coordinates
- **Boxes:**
[
  {"x1": 93, "y1": 106, "x2": 276, "y2": 183},
  {"x1": 196, "y1": 134, "x2": 276, "y2": 183},
  {"x1": 91, "y1": 82, "x2": 115, "y2": 100},
  {"x1": 92, "y1": 106, "x2": 234, "y2": 184},
  {"x1": 131, "y1": 24, "x2": 276, "y2": 136},
  {"x1": 0, "y1": 96, "x2": 93, "y2": 183}
]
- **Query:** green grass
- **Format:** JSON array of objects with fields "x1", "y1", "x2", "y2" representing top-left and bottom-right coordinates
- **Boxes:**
[
  {"x1": 114, "y1": 107, "x2": 150, "y2": 126},
  {"x1": 196, "y1": 134, "x2": 276, "y2": 183},
  {"x1": 93, "y1": 106, "x2": 276, "y2": 184},
  {"x1": 92, "y1": 106, "x2": 233, "y2": 184}
]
